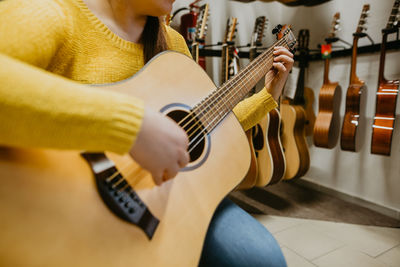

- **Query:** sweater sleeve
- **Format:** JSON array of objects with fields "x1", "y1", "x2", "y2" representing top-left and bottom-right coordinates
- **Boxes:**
[{"x1": 0, "y1": 0, "x2": 144, "y2": 154}]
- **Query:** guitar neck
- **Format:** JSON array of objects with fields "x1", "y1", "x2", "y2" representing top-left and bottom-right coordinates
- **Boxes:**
[
  {"x1": 378, "y1": 33, "x2": 389, "y2": 83},
  {"x1": 323, "y1": 57, "x2": 331, "y2": 84},
  {"x1": 197, "y1": 37, "x2": 291, "y2": 133},
  {"x1": 349, "y1": 36, "x2": 360, "y2": 84},
  {"x1": 220, "y1": 44, "x2": 228, "y2": 84},
  {"x1": 293, "y1": 66, "x2": 306, "y2": 105}
]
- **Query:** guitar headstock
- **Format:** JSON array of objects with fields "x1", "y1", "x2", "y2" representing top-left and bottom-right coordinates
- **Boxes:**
[
  {"x1": 328, "y1": 12, "x2": 341, "y2": 39},
  {"x1": 356, "y1": 4, "x2": 370, "y2": 34},
  {"x1": 224, "y1": 17, "x2": 238, "y2": 43},
  {"x1": 251, "y1": 16, "x2": 268, "y2": 47},
  {"x1": 386, "y1": 0, "x2": 400, "y2": 30},
  {"x1": 273, "y1": 24, "x2": 297, "y2": 53},
  {"x1": 297, "y1": 29, "x2": 310, "y2": 53},
  {"x1": 195, "y1": 4, "x2": 209, "y2": 41}
]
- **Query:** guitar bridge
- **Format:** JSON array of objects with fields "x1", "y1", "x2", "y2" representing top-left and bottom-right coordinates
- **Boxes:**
[{"x1": 81, "y1": 152, "x2": 159, "y2": 239}]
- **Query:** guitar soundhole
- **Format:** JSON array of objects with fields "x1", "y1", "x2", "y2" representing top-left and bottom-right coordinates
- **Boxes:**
[{"x1": 166, "y1": 109, "x2": 206, "y2": 163}]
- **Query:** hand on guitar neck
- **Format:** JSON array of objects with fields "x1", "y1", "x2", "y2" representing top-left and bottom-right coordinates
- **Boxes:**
[{"x1": 265, "y1": 46, "x2": 294, "y2": 101}]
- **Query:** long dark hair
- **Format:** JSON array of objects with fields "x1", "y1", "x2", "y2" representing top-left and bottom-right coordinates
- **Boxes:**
[{"x1": 141, "y1": 16, "x2": 168, "y2": 63}]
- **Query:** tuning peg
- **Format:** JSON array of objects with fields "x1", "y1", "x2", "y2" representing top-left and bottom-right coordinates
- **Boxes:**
[{"x1": 272, "y1": 24, "x2": 283, "y2": 34}]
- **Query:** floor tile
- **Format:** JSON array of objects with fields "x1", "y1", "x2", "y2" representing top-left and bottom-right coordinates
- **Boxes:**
[
  {"x1": 376, "y1": 245, "x2": 400, "y2": 267},
  {"x1": 312, "y1": 246, "x2": 388, "y2": 267},
  {"x1": 273, "y1": 223, "x2": 345, "y2": 260},
  {"x1": 308, "y1": 220, "x2": 400, "y2": 257},
  {"x1": 253, "y1": 214, "x2": 305, "y2": 234},
  {"x1": 281, "y1": 246, "x2": 317, "y2": 267}
]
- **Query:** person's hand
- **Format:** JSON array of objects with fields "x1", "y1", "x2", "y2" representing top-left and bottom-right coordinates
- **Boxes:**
[
  {"x1": 265, "y1": 46, "x2": 294, "y2": 100},
  {"x1": 129, "y1": 107, "x2": 190, "y2": 185}
]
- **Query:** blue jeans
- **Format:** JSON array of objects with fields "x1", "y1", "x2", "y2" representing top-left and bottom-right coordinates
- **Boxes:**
[{"x1": 199, "y1": 198, "x2": 287, "y2": 267}]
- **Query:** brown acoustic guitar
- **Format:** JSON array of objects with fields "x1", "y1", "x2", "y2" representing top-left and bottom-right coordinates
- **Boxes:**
[
  {"x1": 280, "y1": 28, "x2": 311, "y2": 180},
  {"x1": 0, "y1": 27, "x2": 297, "y2": 266},
  {"x1": 238, "y1": 16, "x2": 268, "y2": 189},
  {"x1": 244, "y1": 17, "x2": 286, "y2": 187},
  {"x1": 340, "y1": 4, "x2": 370, "y2": 152},
  {"x1": 371, "y1": 0, "x2": 400, "y2": 156},
  {"x1": 313, "y1": 12, "x2": 342, "y2": 148}
]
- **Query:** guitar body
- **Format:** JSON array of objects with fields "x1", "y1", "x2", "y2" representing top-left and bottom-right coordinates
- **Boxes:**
[
  {"x1": 371, "y1": 80, "x2": 399, "y2": 155},
  {"x1": 340, "y1": 82, "x2": 366, "y2": 151},
  {"x1": 251, "y1": 109, "x2": 286, "y2": 187},
  {"x1": 237, "y1": 130, "x2": 258, "y2": 189},
  {"x1": 313, "y1": 82, "x2": 342, "y2": 148},
  {"x1": 0, "y1": 52, "x2": 251, "y2": 266},
  {"x1": 280, "y1": 103, "x2": 310, "y2": 180},
  {"x1": 303, "y1": 86, "x2": 316, "y2": 136}
]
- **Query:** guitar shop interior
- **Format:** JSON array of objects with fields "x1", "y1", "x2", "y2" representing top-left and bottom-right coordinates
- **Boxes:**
[
  {"x1": 1, "y1": 0, "x2": 399, "y2": 266},
  {"x1": 170, "y1": 0, "x2": 400, "y2": 266}
]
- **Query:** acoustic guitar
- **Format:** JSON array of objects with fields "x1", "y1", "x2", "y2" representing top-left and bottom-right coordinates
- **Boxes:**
[
  {"x1": 280, "y1": 28, "x2": 310, "y2": 180},
  {"x1": 191, "y1": 3, "x2": 209, "y2": 70},
  {"x1": 340, "y1": 4, "x2": 370, "y2": 152},
  {"x1": 0, "y1": 29, "x2": 297, "y2": 266},
  {"x1": 220, "y1": 17, "x2": 238, "y2": 85},
  {"x1": 371, "y1": 0, "x2": 400, "y2": 156},
  {"x1": 238, "y1": 16, "x2": 268, "y2": 190},
  {"x1": 250, "y1": 18, "x2": 287, "y2": 187},
  {"x1": 313, "y1": 12, "x2": 342, "y2": 148}
]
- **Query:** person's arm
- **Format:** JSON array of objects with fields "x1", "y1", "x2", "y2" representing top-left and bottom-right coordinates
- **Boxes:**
[{"x1": 0, "y1": 0, "x2": 145, "y2": 154}]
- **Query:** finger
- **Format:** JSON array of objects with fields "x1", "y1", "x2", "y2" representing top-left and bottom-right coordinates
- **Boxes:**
[
  {"x1": 273, "y1": 48, "x2": 294, "y2": 58},
  {"x1": 163, "y1": 167, "x2": 178, "y2": 181},
  {"x1": 178, "y1": 150, "x2": 190, "y2": 168},
  {"x1": 273, "y1": 62, "x2": 287, "y2": 74},
  {"x1": 274, "y1": 55, "x2": 294, "y2": 64},
  {"x1": 153, "y1": 171, "x2": 163, "y2": 186}
]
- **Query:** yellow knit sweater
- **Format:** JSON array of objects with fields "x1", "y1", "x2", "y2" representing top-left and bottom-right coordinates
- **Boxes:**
[{"x1": 0, "y1": 0, "x2": 277, "y2": 154}]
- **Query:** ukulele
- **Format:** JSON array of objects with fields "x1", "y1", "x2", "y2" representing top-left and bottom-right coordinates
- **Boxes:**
[
  {"x1": 191, "y1": 3, "x2": 209, "y2": 70},
  {"x1": 371, "y1": 0, "x2": 400, "y2": 156},
  {"x1": 340, "y1": 4, "x2": 370, "y2": 152},
  {"x1": 220, "y1": 17, "x2": 238, "y2": 85},
  {"x1": 0, "y1": 29, "x2": 296, "y2": 266},
  {"x1": 251, "y1": 18, "x2": 286, "y2": 187},
  {"x1": 280, "y1": 28, "x2": 311, "y2": 180},
  {"x1": 313, "y1": 12, "x2": 342, "y2": 148}
]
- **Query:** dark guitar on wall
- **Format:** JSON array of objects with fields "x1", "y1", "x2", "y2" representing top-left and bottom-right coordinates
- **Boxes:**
[
  {"x1": 313, "y1": 12, "x2": 342, "y2": 149},
  {"x1": 340, "y1": 4, "x2": 370, "y2": 152},
  {"x1": 371, "y1": 0, "x2": 400, "y2": 156}
]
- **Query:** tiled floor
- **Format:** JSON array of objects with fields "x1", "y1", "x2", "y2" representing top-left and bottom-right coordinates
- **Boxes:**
[{"x1": 254, "y1": 215, "x2": 400, "y2": 267}]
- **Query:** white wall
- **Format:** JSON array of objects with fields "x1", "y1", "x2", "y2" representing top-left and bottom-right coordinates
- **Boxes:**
[{"x1": 172, "y1": 0, "x2": 400, "y2": 214}]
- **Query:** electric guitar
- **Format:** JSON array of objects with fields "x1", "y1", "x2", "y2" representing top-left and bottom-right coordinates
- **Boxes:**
[
  {"x1": 220, "y1": 17, "x2": 238, "y2": 85},
  {"x1": 371, "y1": 0, "x2": 400, "y2": 156},
  {"x1": 191, "y1": 3, "x2": 209, "y2": 70},
  {"x1": 280, "y1": 28, "x2": 310, "y2": 180},
  {"x1": 313, "y1": 12, "x2": 342, "y2": 148},
  {"x1": 340, "y1": 4, "x2": 370, "y2": 152},
  {"x1": 0, "y1": 29, "x2": 296, "y2": 266}
]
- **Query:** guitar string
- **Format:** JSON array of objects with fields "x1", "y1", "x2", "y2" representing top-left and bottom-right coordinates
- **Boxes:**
[
  {"x1": 179, "y1": 38, "x2": 287, "y2": 141},
  {"x1": 106, "y1": 37, "x2": 290, "y2": 187}
]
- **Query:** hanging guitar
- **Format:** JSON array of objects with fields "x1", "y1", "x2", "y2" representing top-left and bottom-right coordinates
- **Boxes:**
[
  {"x1": 340, "y1": 4, "x2": 370, "y2": 152},
  {"x1": 220, "y1": 17, "x2": 238, "y2": 85},
  {"x1": 371, "y1": 0, "x2": 400, "y2": 156},
  {"x1": 313, "y1": 12, "x2": 342, "y2": 148},
  {"x1": 251, "y1": 18, "x2": 287, "y2": 187},
  {"x1": 191, "y1": 3, "x2": 209, "y2": 70},
  {"x1": 280, "y1": 28, "x2": 310, "y2": 180},
  {"x1": 0, "y1": 27, "x2": 297, "y2": 266}
]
